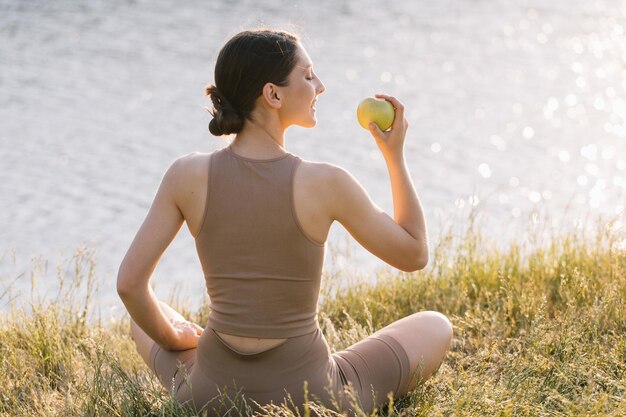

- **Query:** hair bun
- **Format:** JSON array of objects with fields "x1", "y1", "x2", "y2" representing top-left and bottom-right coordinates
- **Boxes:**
[{"x1": 205, "y1": 85, "x2": 244, "y2": 136}]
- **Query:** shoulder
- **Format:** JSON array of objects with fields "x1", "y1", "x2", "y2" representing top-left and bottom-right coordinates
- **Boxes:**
[
  {"x1": 169, "y1": 151, "x2": 212, "y2": 172},
  {"x1": 162, "y1": 151, "x2": 215, "y2": 182},
  {"x1": 295, "y1": 157, "x2": 352, "y2": 186},
  {"x1": 294, "y1": 158, "x2": 360, "y2": 208},
  {"x1": 155, "y1": 151, "x2": 215, "y2": 202}
]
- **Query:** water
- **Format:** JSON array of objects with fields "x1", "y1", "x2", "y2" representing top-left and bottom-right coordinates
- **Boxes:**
[{"x1": 2, "y1": 0, "x2": 625, "y2": 317}]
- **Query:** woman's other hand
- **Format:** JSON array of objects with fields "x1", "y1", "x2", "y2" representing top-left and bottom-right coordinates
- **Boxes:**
[{"x1": 168, "y1": 318, "x2": 204, "y2": 350}]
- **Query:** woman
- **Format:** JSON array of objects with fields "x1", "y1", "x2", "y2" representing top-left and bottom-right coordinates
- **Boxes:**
[{"x1": 117, "y1": 29, "x2": 452, "y2": 415}]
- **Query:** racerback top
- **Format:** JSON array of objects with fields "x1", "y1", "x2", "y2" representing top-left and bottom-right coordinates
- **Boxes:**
[{"x1": 194, "y1": 145, "x2": 326, "y2": 338}]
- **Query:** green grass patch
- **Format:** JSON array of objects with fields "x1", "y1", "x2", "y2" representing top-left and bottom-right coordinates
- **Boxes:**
[{"x1": 1, "y1": 217, "x2": 624, "y2": 416}]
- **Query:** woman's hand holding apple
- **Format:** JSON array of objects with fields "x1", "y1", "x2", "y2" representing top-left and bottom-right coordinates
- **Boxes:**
[{"x1": 361, "y1": 94, "x2": 408, "y2": 161}]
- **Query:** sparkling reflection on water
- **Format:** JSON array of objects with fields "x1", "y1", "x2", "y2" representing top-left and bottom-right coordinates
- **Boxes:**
[{"x1": 1, "y1": 0, "x2": 625, "y2": 314}]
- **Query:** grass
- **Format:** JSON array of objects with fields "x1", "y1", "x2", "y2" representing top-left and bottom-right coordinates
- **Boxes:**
[{"x1": 0, "y1": 214, "x2": 625, "y2": 416}]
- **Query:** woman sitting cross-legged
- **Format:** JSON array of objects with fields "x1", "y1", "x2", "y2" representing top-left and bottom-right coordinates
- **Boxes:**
[{"x1": 117, "y1": 28, "x2": 452, "y2": 415}]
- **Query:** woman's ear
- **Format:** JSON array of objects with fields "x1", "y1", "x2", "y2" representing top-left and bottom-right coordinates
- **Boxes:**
[{"x1": 261, "y1": 83, "x2": 282, "y2": 109}]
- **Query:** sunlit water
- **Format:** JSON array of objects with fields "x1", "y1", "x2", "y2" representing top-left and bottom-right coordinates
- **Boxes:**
[{"x1": 1, "y1": 0, "x2": 625, "y2": 317}]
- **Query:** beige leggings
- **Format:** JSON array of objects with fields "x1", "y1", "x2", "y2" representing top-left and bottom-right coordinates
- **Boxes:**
[{"x1": 149, "y1": 325, "x2": 410, "y2": 415}]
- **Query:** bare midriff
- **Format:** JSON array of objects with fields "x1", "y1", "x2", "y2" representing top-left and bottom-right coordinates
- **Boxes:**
[{"x1": 215, "y1": 331, "x2": 288, "y2": 355}]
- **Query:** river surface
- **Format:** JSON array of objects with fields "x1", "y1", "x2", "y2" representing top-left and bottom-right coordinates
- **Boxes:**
[{"x1": 1, "y1": 0, "x2": 625, "y2": 317}]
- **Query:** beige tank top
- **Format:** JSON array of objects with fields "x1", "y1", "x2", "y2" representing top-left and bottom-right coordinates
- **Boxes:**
[{"x1": 194, "y1": 145, "x2": 326, "y2": 338}]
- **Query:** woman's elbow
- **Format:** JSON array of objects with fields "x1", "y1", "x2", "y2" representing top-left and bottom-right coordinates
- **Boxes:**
[
  {"x1": 116, "y1": 265, "x2": 140, "y2": 299},
  {"x1": 116, "y1": 273, "x2": 131, "y2": 299},
  {"x1": 413, "y1": 254, "x2": 429, "y2": 271},
  {"x1": 405, "y1": 244, "x2": 429, "y2": 272},
  {"x1": 398, "y1": 257, "x2": 428, "y2": 272}
]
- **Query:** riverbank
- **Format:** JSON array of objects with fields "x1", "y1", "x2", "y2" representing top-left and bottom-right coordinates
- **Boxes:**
[{"x1": 1, "y1": 218, "x2": 624, "y2": 416}]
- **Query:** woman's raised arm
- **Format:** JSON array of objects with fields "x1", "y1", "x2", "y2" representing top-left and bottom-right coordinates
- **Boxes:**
[{"x1": 327, "y1": 94, "x2": 428, "y2": 272}]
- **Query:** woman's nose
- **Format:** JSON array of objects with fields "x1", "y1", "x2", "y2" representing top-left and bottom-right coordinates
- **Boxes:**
[{"x1": 316, "y1": 78, "x2": 326, "y2": 95}]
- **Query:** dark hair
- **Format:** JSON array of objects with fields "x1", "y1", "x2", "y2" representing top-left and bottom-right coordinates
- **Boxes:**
[{"x1": 206, "y1": 29, "x2": 301, "y2": 136}]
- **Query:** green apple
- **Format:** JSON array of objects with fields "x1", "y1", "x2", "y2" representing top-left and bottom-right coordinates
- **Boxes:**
[{"x1": 356, "y1": 97, "x2": 395, "y2": 131}]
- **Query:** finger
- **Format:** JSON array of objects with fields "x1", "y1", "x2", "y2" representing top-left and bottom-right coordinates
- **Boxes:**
[
  {"x1": 368, "y1": 122, "x2": 385, "y2": 141},
  {"x1": 171, "y1": 319, "x2": 187, "y2": 329},
  {"x1": 374, "y1": 93, "x2": 402, "y2": 109},
  {"x1": 374, "y1": 93, "x2": 392, "y2": 100},
  {"x1": 374, "y1": 93, "x2": 404, "y2": 112},
  {"x1": 192, "y1": 327, "x2": 202, "y2": 338},
  {"x1": 182, "y1": 326, "x2": 201, "y2": 337},
  {"x1": 374, "y1": 94, "x2": 405, "y2": 129},
  {"x1": 174, "y1": 320, "x2": 196, "y2": 332}
]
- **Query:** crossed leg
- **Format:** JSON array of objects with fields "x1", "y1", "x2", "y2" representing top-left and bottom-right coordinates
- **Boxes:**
[
  {"x1": 373, "y1": 311, "x2": 453, "y2": 394},
  {"x1": 130, "y1": 304, "x2": 452, "y2": 399}
]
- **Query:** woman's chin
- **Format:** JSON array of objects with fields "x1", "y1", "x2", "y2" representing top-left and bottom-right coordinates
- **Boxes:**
[{"x1": 297, "y1": 118, "x2": 317, "y2": 129}]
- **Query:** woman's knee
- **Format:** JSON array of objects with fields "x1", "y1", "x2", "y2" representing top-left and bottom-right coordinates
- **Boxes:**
[
  {"x1": 377, "y1": 310, "x2": 452, "y2": 354},
  {"x1": 377, "y1": 311, "x2": 452, "y2": 388},
  {"x1": 418, "y1": 311, "x2": 453, "y2": 349}
]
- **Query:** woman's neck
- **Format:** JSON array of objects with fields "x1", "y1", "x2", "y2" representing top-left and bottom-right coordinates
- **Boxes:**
[{"x1": 230, "y1": 117, "x2": 287, "y2": 158}]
